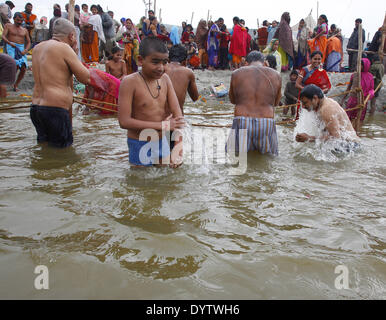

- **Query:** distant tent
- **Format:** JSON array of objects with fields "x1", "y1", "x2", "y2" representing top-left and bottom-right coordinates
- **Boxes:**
[{"x1": 291, "y1": 10, "x2": 317, "y2": 33}]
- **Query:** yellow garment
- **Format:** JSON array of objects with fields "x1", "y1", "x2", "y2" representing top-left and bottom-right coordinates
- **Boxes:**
[{"x1": 278, "y1": 46, "x2": 288, "y2": 69}]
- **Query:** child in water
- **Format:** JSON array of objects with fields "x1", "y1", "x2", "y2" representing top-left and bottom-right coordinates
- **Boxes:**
[
  {"x1": 118, "y1": 37, "x2": 185, "y2": 168},
  {"x1": 106, "y1": 46, "x2": 127, "y2": 80}
]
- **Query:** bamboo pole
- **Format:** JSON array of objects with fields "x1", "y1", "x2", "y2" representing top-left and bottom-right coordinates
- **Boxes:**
[
  {"x1": 159, "y1": 8, "x2": 162, "y2": 23},
  {"x1": 379, "y1": 12, "x2": 386, "y2": 61},
  {"x1": 0, "y1": 105, "x2": 31, "y2": 111},
  {"x1": 191, "y1": 12, "x2": 194, "y2": 26},
  {"x1": 354, "y1": 23, "x2": 364, "y2": 131},
  {"x1": 207, "y1": 10, "x2": 210, "y2": 23},
  {"x1": 154, "y1": 0, "x2": 156, "y2": 15},
  {"x1": 69, "y1": 0, "x2": 75, "y2": 24}
]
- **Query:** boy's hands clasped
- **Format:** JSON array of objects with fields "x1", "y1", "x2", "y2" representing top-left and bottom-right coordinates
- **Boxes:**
[{"x1": 162, "y1": 114, "x2": 186, "y2": 131}]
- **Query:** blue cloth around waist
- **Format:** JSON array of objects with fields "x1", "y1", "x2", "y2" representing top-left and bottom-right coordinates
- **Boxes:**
[
  {"x1": 127, "y1": 135, "x2": 171, "y2": 166},
  {"x1": 227, "y1": 117, "x2": 279, "y2": 156},
  {"x1": 6, "y1": 43, "x2": 28, "y2": 68}
]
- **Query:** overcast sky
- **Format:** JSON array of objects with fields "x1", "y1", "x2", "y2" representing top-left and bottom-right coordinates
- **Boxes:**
[{"x1": 13, "y1": 0, "x2": 385, "y2": 40}]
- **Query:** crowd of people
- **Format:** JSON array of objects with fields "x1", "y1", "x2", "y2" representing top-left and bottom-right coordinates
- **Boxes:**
[{"x1": 0, "y1": 2, "x2": 385, "y2": 167}]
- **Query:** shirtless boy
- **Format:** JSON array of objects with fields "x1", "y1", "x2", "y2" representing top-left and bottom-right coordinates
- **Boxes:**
[
  {"x1": 296, "y1": 84, "x2": 360, "y2": 148},
  {"x1": 165, "y1": 44, "x2": 199, "y2": 112},
  {"x1": 31, "y1": 18, "x2": 90, "y2": 148},
  {"x1": 105, "y1": 46, "x2": 127, "y2": 80},
  {"x1": 2, "y1": 12, "x2": 31, "y2": 91},
  {"x1": 227, "y1": 51, "x2": 281, "y2": 156},
  {"x1": 118, "y1": 37, "x2": 185, "y2": 168}
]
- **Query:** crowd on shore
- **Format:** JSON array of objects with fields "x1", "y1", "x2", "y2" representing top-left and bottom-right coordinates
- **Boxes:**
[{"x1": 0, "y1": 2, "x2": 385, "y2": 168}]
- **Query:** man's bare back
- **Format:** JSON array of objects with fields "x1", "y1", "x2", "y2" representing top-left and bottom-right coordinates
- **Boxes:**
[
  {"x1": 165, "y1": 62, "x2": 199, "y2": 112},
  {"x1": 318, "y1": 97, "x2": 359, "y2": 141},
  {"x1": 230, "y1": 65, "x2": 282, "y2": 118},
  {"x1": 32, "y1": 39, "x2": 89, "y2": 110}
]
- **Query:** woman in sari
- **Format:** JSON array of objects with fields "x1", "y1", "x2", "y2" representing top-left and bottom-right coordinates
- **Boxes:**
[
  {"x1": 295, "y1": 50, "x2": 332, "y2": 119},
  {"x1": 122, "y1": 18, "x2": 139, "y2": 74},
  {"x1": 308, "y1": 15, "x2": 328, "y2": 64},
  {"x1": 295, "y1": 19, "x2": 310, "y2": 70},
  {"x1": 263, "y1": 38, "x2": 282, "y2": 72},
  {"x1": 274, "y1": 12, "x2": 295, "y2": 72},
  {"x1": 341, "y1": 58, "x2": 374, "y2": 123},
  {"x1": 81, "y1": 5, "x2": 105, "y2": 63},
  {"x1": 195, "y1": 19, "x2": 209, "y2": 69},
  {"x1": 207, "y1": 21, "x2": 220, "y2": 70}
]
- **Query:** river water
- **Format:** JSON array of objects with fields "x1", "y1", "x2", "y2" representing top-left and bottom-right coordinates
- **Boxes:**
[{"x1": 0, "y1": 100, "x2": 385, "y2": 300}]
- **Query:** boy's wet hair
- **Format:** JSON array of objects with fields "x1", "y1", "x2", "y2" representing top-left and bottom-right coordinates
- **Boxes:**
[
  {"x1": 169, "y1": 44, "x2": 187, "y2": 63},
  {"x1": 300, "y1": 84, "x2": 324, "y2": 100},
  {"x1": 13, "y1": 12, "x2": 23, "y2": 19},
  {"x1": 139, "y1": 36, "x2": 168, "y2": 58},
  {"x1": 290, "y1": 70, "x2": 299, "y2": 77},
  {"x1": 246, "y1": 51, "x2": 265, "y2": 64},
  {"x1": 265, "y1": 55, "x2": 277, "y2": 69},
  {"x1": 111, "y1": 46, "x2": 123, "y2": 55}
]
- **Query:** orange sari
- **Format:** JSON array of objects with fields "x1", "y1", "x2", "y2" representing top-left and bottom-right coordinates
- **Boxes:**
[
  {"x1": 308, "y1": 23, "x2": 329, "y2": 63},
  {"x1": 82, "y1": 30, "x2": 99, "y2": 63}
]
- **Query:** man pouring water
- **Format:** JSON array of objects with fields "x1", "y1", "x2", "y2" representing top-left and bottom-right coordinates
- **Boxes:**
[{"x1": 296, "y1": 85, "x2": 360, "y2": 151}]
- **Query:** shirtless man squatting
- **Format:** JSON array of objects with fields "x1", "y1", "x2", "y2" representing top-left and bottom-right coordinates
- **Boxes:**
[
  {"x1": 118, "y1": 36, "x2": 185, "y2": 168},
  {"x1": 31, "y1": 18, "x2": 90, "y2": 148},
  {"x1": 296, "y1": 84, "x2": 360, "y2": 152}
]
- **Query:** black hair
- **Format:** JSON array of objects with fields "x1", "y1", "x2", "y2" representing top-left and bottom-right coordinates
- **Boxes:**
[
  {"x1": 139, "y1": 36, "x2": 168, "y2": 58},
  {"x1": 263, "y1": 20, "x2": 268, "y2": 26},
  {"x1": 90, "y1": 5, "x2": 98, "y2": 11},
  {"x1": 319, "y1": 15, "x2": 328, "y2": 24},
  {"x1": 218, "y1": 17, "x2": 224, "y2": 22},
  {"x1": 300, "y1": 84, "x2": 324, "y2": 100},
  {"x1": 355, "y1": 18, "x2": 362, "y2": 24},
  {"x1": 82, "y1": 4, "x2": 88, "y2": 9},
  {"x1": 311, "y1": 50, "x2": 323, "y2": 59},
  {"x1": 265, "y1": 54, "x2": 277, "y2": 69},
  {"x1": 148, "y1": 10, "x2": 154, "y2": 14},
  {"x1": 169, "y1": 44, "x2": 188, "y2": 62},
  {"x1": 330, "y1": 24, "x2": 336, "y2": 30},
  {"x1": 108, "y1": 11, "x2": 113, "y2": 15},
  {"x1": 240, "y1": 19, "x2": 245, "y2": 24},
  {"x1": 186, "y1": 24, "x2": 193, "y2": 30},
  {"x1": 75, "y1": 5, "x2": 80, "y2": 10},
  {"x1": 233, "y1": 16, "x2": 240, "y2": 23},
  {"x1": 112, "y1": 46, "x2": 123, "y2": 55},
  {"x1": 25, "y1": 3, "x2": 32, "y2": 8},
  {"x1": 246, "y1": 51, "x2": 265, "y2": 64},
  {"x1": 149, "y1": 16, "x2": 156, "y2": 22},
  {"x1": 220, "y1": 24, "x2": 226, "y2": 32},
  {"x1": 97, "y1": 5, "x2": 104, "y2": 13},
  {"x1": 5, "y1": 1, "x2": 14, "y2": 9},
  {"x1": 290, "y1": 70, "x2": 299, "y2": 77},
  {"x1": 13, "y1": 12, "x2": 23, "y2": 19}
]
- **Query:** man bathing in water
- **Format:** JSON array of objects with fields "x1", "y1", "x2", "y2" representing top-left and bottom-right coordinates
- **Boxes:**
[
  {"x1": 165, "y1": 44, "x2": 199, "y2": 150},
  {"x1": 296, "y1": 85, "x2": 360, "y2": 149},
  {"x1": 2, "y1": 12, "x2": 31, "y2": 92},
  {"x1": 31, "y1": 18, "x2": 90, "y2": 148},
  {"x1": 227, "y1": 51, "x2": 282, "y2": 156},
  {"x1": 118, "y1": 37, "x2": 185, "y2": 168}
]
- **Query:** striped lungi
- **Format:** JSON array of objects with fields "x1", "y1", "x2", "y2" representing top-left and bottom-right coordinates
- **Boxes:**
[{"x1": 226, "y1": 117, "x2": 278, "y2": 156}]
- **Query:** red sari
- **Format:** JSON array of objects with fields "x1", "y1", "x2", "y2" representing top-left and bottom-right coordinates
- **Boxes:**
[{"x1": 83, "y1": 69, "x2": 120, "y2": 115}]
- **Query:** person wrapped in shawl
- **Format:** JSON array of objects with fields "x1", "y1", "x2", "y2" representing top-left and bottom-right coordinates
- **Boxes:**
[
  {"x1": 169, "y1": 26, "x2": 180, "y2": 45},
  {"x1": 308, "y1": 15, "x2": 329, "y2": 64},
  {"x1": 263, "y1": 38, "x2": 282, "y2": 72},
  {"x1": 341, "y1": 58, "x2": 374, "y2": 123},
  {"x1": 295, "y1": 50, "x2": 331, "y2": 119},
  {"x1": 81, "y1": 5, "x2": 105, "y2": 63},
  {"x1": 229, "y1": 16, "x2": 247, "y2": 69},
  {"x1": 273, "y1": 12, "x2": 294, "y2": 72},
  {"x1": 295, "y1": 19, "x2": 310, "y2": 70},
  {"x1": 195, "y1": 20, "x2": 209, "y2": 68},
  {"x1": 82, "y1": 68, "x2": 120, "y2": 115},
  {"x1": 207, "y1": 19, "x2": 221, "y2": 70},
  {"x1": 122, "y1": 18, "x2": 139, "y2": 74}
]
